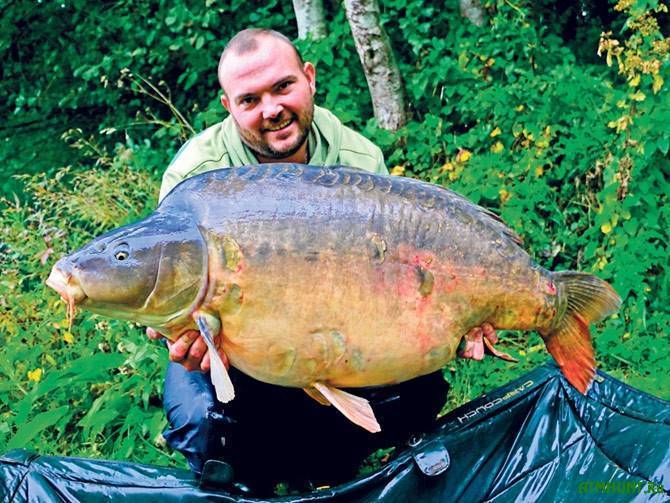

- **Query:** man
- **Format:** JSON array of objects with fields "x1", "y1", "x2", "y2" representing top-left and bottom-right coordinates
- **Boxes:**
[{"x1": 151, "y1": 28, "x2": 495, "y2": 493}]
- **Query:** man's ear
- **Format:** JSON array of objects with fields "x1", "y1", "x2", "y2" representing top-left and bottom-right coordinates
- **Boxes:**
[
  {"x1": 220, "y1": 93, "x2": 231, "y2": 112},
  {"x1": 303, "y1": 62, "x2": 316, "y2": 95}
]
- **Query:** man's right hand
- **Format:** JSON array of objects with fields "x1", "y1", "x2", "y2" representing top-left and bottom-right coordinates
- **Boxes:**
[{"x1": 146, "y1": 327, "x2": 230, "y2": 372}]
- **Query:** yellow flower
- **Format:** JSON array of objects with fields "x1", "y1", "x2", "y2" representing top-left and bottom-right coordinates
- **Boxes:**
[
  {"x1": 515, "y1": 104, "x2": 525, "y2": 112},
  {"x1": 499, "y1": 188, "x2": 511, "y2": 203},
  {"x1": 456, "y1": 149, "x2": 472, "y2": 163},
  {"x1": 596, "y1": 256, "x2": 608, "y2": 270},
  {"x1": 601, "y1": 223, "x2": 612, "y2": 234},
  {"x1": 607, "y1": 115, "x2": 632, "y2": 132},
  {"x1": 28, "y1": 368, "x2": 43, "y2": 382},
  {"x1": 63, "y1": 332, "x2": 74, "y2": 344},
  {"x1": 628, "y1": 74, "x2": 640, "y2": 87},
  {"x1": 629, "y1": 91, "x2": 646, "y2": 101},
  {"x1": 439, "y1": 161, "x2": 455, "y2": 173},
  {"x1": 390, "y1": 165, "x2": 405, "y2": 176},
  {"x1": 491, "y1": 141, "x2": 504, "y2": 154},
  {"x1": 535, "y1": 166, "x2": 544, "y2": 177},
  {"x1": 448, "y1": 172, "x2": 458, "y2": 181},
  {"x1": 653, "y1": 74, "x2": 664, "y2": 94},
  {"x1": 490, "y1": 127, "x2": 502, "y2": 137}
]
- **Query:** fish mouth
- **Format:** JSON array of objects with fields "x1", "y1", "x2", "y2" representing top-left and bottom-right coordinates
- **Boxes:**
[
  {"x1": 46, "y1": 265, "x2": 87, "y2": 327},
  {"x1": 46, "y1": 266, "x2": 86, "y2": 304}
]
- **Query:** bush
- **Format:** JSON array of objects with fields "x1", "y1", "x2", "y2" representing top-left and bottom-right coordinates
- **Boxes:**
[{"x1": 1, "y1": 0, "x2": 668, "y2": 469}]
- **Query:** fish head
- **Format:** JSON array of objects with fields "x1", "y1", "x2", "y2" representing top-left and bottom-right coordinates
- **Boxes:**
[{"x1": 46, "y1": 213, "x2": 208, "y2": 328}]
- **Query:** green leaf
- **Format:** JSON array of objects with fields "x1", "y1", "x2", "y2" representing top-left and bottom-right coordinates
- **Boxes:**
[{"x1": 7, "y1": 406, "x2": 69, "y2": 450}]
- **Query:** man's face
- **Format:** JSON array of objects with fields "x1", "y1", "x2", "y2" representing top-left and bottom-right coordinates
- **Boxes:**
[{"x1": 220, "y1": 38, "x2": 316, "y2": 161}]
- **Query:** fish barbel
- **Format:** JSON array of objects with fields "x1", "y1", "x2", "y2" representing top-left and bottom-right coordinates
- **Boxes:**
[{"x1": 46, "y1": 165, "x2": 620, "y2": 432}]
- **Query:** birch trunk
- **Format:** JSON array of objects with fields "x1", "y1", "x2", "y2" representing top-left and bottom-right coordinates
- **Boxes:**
[
  {"x1": 343, "y1": 0, "x2": 407, "y2": 130},
  {"x1": 459, "y1": 0, "x2": 485, "y2": 26},
  {"x1": 292, "y1": 0, "x2": 327, "y2": 40}
]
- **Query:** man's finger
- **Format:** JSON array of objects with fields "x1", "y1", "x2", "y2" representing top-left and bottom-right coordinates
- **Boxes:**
[
  {"x1": 472, "y1": 328, "x2": 485, "y2": 361},
  {"x1": 482, "y1": 323, "x2": 498, "y2": 344},
  {"x1": 146, "y1": 327, "x2": 164, "y2": 341},
  {"x1": 168, "y1": 330, "x2": 199, "y2": 363},
  {"x1": 459, "y1": 339, "x2": 474, "y2": 358},
  {"x1": 181, "y1": 336, "x2": 208, "y2": 371},
  {"x1": 459, "y1": 327, "x2": 480, "y2": 359}
]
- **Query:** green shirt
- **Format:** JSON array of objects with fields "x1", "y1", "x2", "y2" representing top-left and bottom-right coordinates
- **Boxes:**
[{"x1": 159, "y1": 105, "x2": 388, "y2": 201}]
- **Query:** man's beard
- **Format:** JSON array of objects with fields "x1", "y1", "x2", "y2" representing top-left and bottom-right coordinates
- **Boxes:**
[{"x1": 236, "y1": 103, "x2": 314, "y2": 160}]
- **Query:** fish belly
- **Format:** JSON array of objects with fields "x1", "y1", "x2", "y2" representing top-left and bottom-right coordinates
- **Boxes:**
[{"x1": 214, "y1": 241, "x2": 552, "y2": 389}]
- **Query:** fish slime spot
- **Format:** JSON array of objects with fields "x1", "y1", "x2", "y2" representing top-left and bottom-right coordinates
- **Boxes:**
[
  {"x1": 367, "y1": 235, "x2": 386, "y2": 264},
  {"x1": 415, "y1": 265, "x2": 434, "y2": 297},
  {"x1": 350, "y1": 349, "x2": 365, "y2": 371}
]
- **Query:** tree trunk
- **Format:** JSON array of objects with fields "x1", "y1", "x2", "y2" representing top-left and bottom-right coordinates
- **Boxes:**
[
  {"x1": 292, "y1": 0, "x2": 328, "y2": 40},
  {"x1": 343, "y1": 0, "x2": 407, "y2": 130},
  {"x1": 459, "y1": 0, "x2": 485, "y2": 26}
]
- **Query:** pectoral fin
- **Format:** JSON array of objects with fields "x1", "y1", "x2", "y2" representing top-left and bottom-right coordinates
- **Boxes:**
[
  {"x1": 194, "y1": 311, "x2": 235, "y2": 403},
  {"x1": 312, "y1": 382, "x2": 381, "y2": 433},
  {"x1": 303, "y1": 386, "x2": 331, "y2": 406},
  {"x1": 483, "y1": 337, "x2": 519, "y2": 362}
]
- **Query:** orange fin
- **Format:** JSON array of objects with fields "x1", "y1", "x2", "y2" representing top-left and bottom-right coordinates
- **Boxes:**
[
  {"x1": 303, "y1": 387, "x2": 331, "y2": 406},
  {"x1": 312, "y1": 382, "x2": 381, "y2": 433},
  {"x1": 541, "y1": 271, "x2": 621, "y2": 394}
]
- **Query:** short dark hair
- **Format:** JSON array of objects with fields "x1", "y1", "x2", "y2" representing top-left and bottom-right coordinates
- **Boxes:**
[{"x1": 218, "y1": 29, "x2": 305, "y2": 91}]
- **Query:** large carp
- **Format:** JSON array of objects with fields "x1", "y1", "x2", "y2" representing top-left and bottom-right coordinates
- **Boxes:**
[{"x1": 47, "y1": 165, "x2": 620, "y2": 432}]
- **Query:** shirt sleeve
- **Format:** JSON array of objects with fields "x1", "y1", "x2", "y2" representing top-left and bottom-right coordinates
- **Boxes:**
[
  {"x1": 375, "y1": 147, "x2": 389, "y2": 175},
  {"x1": 158, "y1": 167, "x2": 185, "y2": 202}
]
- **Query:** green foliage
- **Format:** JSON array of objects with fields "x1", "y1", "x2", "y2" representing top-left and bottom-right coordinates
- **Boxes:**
[
  {"x1": 0, "y1": 0, "x2": 296, "y2": 195},
  {"x1": 0, "y1": 146, "x2": 179, "y2": 465},
  {"x1": 1, "y1": 0, "x2": 668, "y2": 475}
]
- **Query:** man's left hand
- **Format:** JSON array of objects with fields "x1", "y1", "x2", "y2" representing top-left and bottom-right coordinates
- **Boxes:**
[
  {"x1": 146, "y1": 327, "x2": 230, "y2": 372},
  {"x1": 459, "y1": 323, "x2": 518, "y2": 362}
]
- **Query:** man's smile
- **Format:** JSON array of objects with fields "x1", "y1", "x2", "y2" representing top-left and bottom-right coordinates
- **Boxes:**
[{"x1": 263, "y1": 117, "x2": 294, "y2": 132}]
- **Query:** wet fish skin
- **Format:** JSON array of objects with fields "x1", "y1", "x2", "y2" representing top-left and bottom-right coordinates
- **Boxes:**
[{"x1": 47, "y1": 164, "x2": 620, "y2": 427}]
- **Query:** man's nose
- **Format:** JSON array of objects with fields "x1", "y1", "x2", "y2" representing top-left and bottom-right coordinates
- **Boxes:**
[{"x1": 261, "y1": 96, "x2": 283, "y2": 120}]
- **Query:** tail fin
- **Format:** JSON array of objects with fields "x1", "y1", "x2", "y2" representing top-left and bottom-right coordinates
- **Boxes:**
[{"x1": 541, "y1": 271, "x2": 621, "y2": 394}]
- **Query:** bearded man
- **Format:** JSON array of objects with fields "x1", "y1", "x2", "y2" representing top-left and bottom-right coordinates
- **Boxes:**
[{"x1": 151, "y1": 28, "x2": 492, "y2": 494}]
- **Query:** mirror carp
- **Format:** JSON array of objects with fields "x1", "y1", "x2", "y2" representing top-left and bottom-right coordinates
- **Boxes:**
[{"x1": 47, "y1": 165, "x2": 621, "y2": 432}]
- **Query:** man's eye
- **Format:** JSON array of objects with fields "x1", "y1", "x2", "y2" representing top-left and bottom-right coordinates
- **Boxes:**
[
  {"x1": 241, "y1": 97, "x2": 256, "y2": 105},
  {"x1": 278, "y1": 81, "x2": 291, "y2": 91}
]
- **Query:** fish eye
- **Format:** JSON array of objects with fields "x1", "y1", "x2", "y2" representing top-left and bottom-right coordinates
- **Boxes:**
[{"x1": 113, "y1": 242, "x2": 130, "y2": 261}]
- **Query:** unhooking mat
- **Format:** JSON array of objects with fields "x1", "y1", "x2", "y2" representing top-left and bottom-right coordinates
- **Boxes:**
[{"x1": 1, "y1": 363, "x2": 668, "y2": 502}]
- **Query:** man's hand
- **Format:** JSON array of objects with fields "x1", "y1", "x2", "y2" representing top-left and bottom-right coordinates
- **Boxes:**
[
  {"x1": 146, "y1": 327, "x2": 230, "y2": 372},
  {"x1": 458, "y1": 323, "x2": 518, "y2": 363}
]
